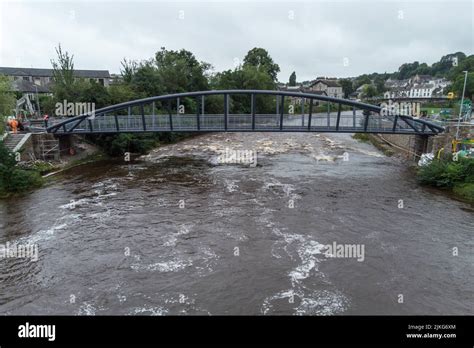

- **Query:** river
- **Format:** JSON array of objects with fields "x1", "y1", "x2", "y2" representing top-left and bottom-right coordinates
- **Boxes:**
[{"x1": 0, "y1": 132, "x2": 472, "y2": 315}]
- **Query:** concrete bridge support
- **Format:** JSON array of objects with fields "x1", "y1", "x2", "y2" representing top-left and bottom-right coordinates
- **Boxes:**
[{"x1": 413, "y1": 135, "x2": 429, "y2": 159}]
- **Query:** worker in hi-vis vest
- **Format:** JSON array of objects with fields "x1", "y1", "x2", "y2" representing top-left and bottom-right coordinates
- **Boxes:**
[{"x1": 8, "y1": 118, "x2": 18, "y2": 134}]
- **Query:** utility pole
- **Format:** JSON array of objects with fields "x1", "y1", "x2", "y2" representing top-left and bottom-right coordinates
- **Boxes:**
[{"x1": 455, "y1": 70, "x2": 468, "y2": 140}]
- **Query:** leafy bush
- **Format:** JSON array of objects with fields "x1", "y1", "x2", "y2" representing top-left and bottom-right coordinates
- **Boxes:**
[
  {"x1": 86, "y1": 132, "x2": 192, "y2": 157},
  {"x1": 0, "y1": 142, "x2": 43, "y2": 196},
  {"x1": 417, "y1": 157, "x2": 474, "y2": 188}
]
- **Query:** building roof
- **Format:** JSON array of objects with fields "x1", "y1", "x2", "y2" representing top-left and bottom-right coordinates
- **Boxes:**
[
  {"x1": 278, "y1": 85, "x2": 327, "y2": 95},
  {"x1": 0, "y1": 66, "x2": 110, "y2": 78},
  {"x1": 10, "y1": 79, "x2": 52, "y2": 93},
  {"x1": 309, "y1": 79, "x2": 341, "y2": 88},
  {"x1": 301, "y1": 89, "x2": 327, "y2": 95}
]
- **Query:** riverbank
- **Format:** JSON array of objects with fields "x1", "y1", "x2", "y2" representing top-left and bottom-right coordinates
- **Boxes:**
[
  {"x1": 351, "y1": 133, "x2": 396, "y2": 157},
  {"x1": 417, "y1": 156, "x2": 474, "y2": 203},
  {"x1": 352, "y1": 133, "x2": 474, "y2": 204},
  {"x1": 0, "y1": 132, "x2": 204, "y2": 199}
]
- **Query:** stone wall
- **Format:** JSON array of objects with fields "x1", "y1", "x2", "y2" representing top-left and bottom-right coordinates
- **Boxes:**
[
  {"x1": 375, "y1": 133, "x2": 419, "y2": 160},
  {"x1": 375, "y1": 124, "x2": 474, "y2": 160}
]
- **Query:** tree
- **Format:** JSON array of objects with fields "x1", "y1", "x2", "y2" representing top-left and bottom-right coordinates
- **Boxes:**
[
  {"x1": 75, "y1": 79, "x2": 110, "y2": 109},
  {"x1": 0, "y1": 75, "x2": 15, "y2": 119},
  {"x1": 353, "y1": 75, "x2": 371, "y2": 90},
  {"x1": 120, "y1": 58, "x2": 138, "y2": 84},
  {"x1": 209, "y1": 64, "x2": 276, "y2": 113},
  {"x1": 154, "y1": 47, "x2": 210, "y2": 94},
  {"x1": 431, "y1": 52, "x2": 466, "y2": 77},
  {"x1": 361, "y1": 84, "x2": 378, "y2": 99},
  {"x1": 449, "y1": 55, "x2": 474, "y2": 80},
  {"x1": 373, "y1": 75, "x2": 386, "y2": 95},
  {"x1": 395, "y1": 61, "x2": 420, "y2": 80},
  {"x1": 339, "y1": 78, "x2": 353, "y2": 98},
  {"x1": 289, "y1": 71, "x2": 296, "y2": 86},
  {"x1": 243, "y1": 48, "x2": 280, "y2": 82},
  {"x1": 451, "y1": 72, "x2": 474, "y2": 100},
  {"x1": 108, "y1": 83, "x2": 137, "y2": 105},
  {"x1": 50, "y1": 44, "x2": 76, "y2": 102},
  {"x1": 128, "y1": 59, "x2": 163, "y2": 97}
]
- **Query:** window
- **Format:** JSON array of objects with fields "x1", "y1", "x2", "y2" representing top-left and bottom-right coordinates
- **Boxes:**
[{"x1": 23, "y1": 76, "x2": 30, "y2": 81}]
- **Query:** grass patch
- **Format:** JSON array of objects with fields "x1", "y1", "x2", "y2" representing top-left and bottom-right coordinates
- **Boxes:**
[
  {"x1": 352, "y1": 133, "x2": 370, "y2": 142},
  {"x1": 453, "y1": 183, "x2": 474, "y2": 202},
  {"x1": 352, "y1": 133, "x2": 395, "y2": 156}
]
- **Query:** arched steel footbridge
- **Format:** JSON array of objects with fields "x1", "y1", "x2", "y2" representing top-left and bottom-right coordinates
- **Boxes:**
[{"x1": 46, "y1": 90, "x2": 444, "y2": 136}]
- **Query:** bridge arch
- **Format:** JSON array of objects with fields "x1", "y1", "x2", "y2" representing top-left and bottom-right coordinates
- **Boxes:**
[{"x1": 46, "y1": 90, "x2": 444, "y2": 135}]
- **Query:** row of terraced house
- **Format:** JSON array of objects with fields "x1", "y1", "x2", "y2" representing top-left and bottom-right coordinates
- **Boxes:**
[{"x1": 383, "y1": 74, "x2": 451, "y2": 99}]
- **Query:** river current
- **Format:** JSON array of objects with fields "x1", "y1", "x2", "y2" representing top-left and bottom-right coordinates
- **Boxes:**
[{"x1": 0, "y1": 132, "x2": 472, "y2": 315}]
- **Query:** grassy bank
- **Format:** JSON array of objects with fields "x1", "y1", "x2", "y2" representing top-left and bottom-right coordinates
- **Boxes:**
[
  {"x1": 352, "y1": 133, "x2": 395, "y2": 156},
  {"x1": 417, "y1": 156, "x2": 474, "y2": 203}
]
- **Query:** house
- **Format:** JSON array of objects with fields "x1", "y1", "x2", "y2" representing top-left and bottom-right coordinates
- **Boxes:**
[
  {"x1": 307, "y1": 78, "x2": 343, "y2": 98},
  {"x1": 383, "y1": 74, "x2": 451, "y2": 99},
  {"x1": 0, "y1": 67, "x2": 111, "y2": 94},
  {"x1": 278, "y1": 84, "x2": 327, "y2": 105}
]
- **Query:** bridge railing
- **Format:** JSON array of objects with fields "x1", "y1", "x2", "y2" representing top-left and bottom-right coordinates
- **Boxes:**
[{"x1": 46, "y1": 90, "x2": 445, "y2": 135}]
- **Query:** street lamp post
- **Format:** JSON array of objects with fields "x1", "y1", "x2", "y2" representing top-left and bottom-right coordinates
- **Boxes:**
[{"x1": 455, "y1": 70, "x2": 468, "y2": 140}]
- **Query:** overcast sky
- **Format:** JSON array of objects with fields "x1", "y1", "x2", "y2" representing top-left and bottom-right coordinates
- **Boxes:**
[{"x1": 0, "y1": 0, "x2": 472, "y2": 82}]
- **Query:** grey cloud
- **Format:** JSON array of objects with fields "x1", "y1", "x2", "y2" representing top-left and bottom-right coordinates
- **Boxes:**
[{"x1": 1, "y1": 0, "x2": 472, "y2": 82}]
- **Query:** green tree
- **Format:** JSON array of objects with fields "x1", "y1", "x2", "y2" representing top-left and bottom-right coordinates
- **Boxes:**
[
  {"x1": 0, "y1": 75, "x2": 15, "y2": 131},
  {"x1": 395, "y1": 61, "x2": 420, "y2": 80},
  {"x1": 451, "y1": 72, "x2": 474, "y2": 99},
  {"x1": 210, "y1": 64, "x2": 276, "y2": 113},
  {"x1": 128, "y1": 60, "x2": 162, "y2": 98},
  {"x1": 353, "y1": 75, "x2": 371, "y2": 90},
  {"x1": 374, "y1": 75, "x2": 387, "y2": 95},
  {"x1": 361, "y1": 84, "x2": 378, "y2": 99},
  {"x1": 120, "y1": 58, "x2": 138, "y2": 84},
  {"x1": 108, "y1": 83, "x2": 137, "y2": 105},
  {"x1": 243, "y1": 47, "x2": 280, "y2": 82},
  {"x1": 155, "y1": 47, "x2": 210, "y2": 93},
  {"x1": 449, "y1": 55, "x2": 474, "y2": 80},
  {"x1": 431, "y1": 52, "x2": 466, "y2": 77},
  {"x1": 289, "y1": 71, "x2": 296, "y2": 86},
  {"x1": 50, "y1": 44, "x2": 76, "y2": 102},
  {"x1": 339, "y1": 78, "x2": 354, "y2": 98},
  {"x1": 75, "y1": 79, "x2": 110, "y2": 109}
]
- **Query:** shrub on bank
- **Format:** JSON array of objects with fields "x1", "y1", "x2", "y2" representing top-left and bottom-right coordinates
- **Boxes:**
[
  {"x1": 417, "y1": 157, "x2": 474, "y2": 187},
  {"x1": 417, "y1": 156, "x2": 474, "y2": 202},
  {"x1": 86, "y1": 132, "x2": 193, "y2": 157},
  {"x1": 0, "y1": 141, "x2": 43, "y2": 197}
]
